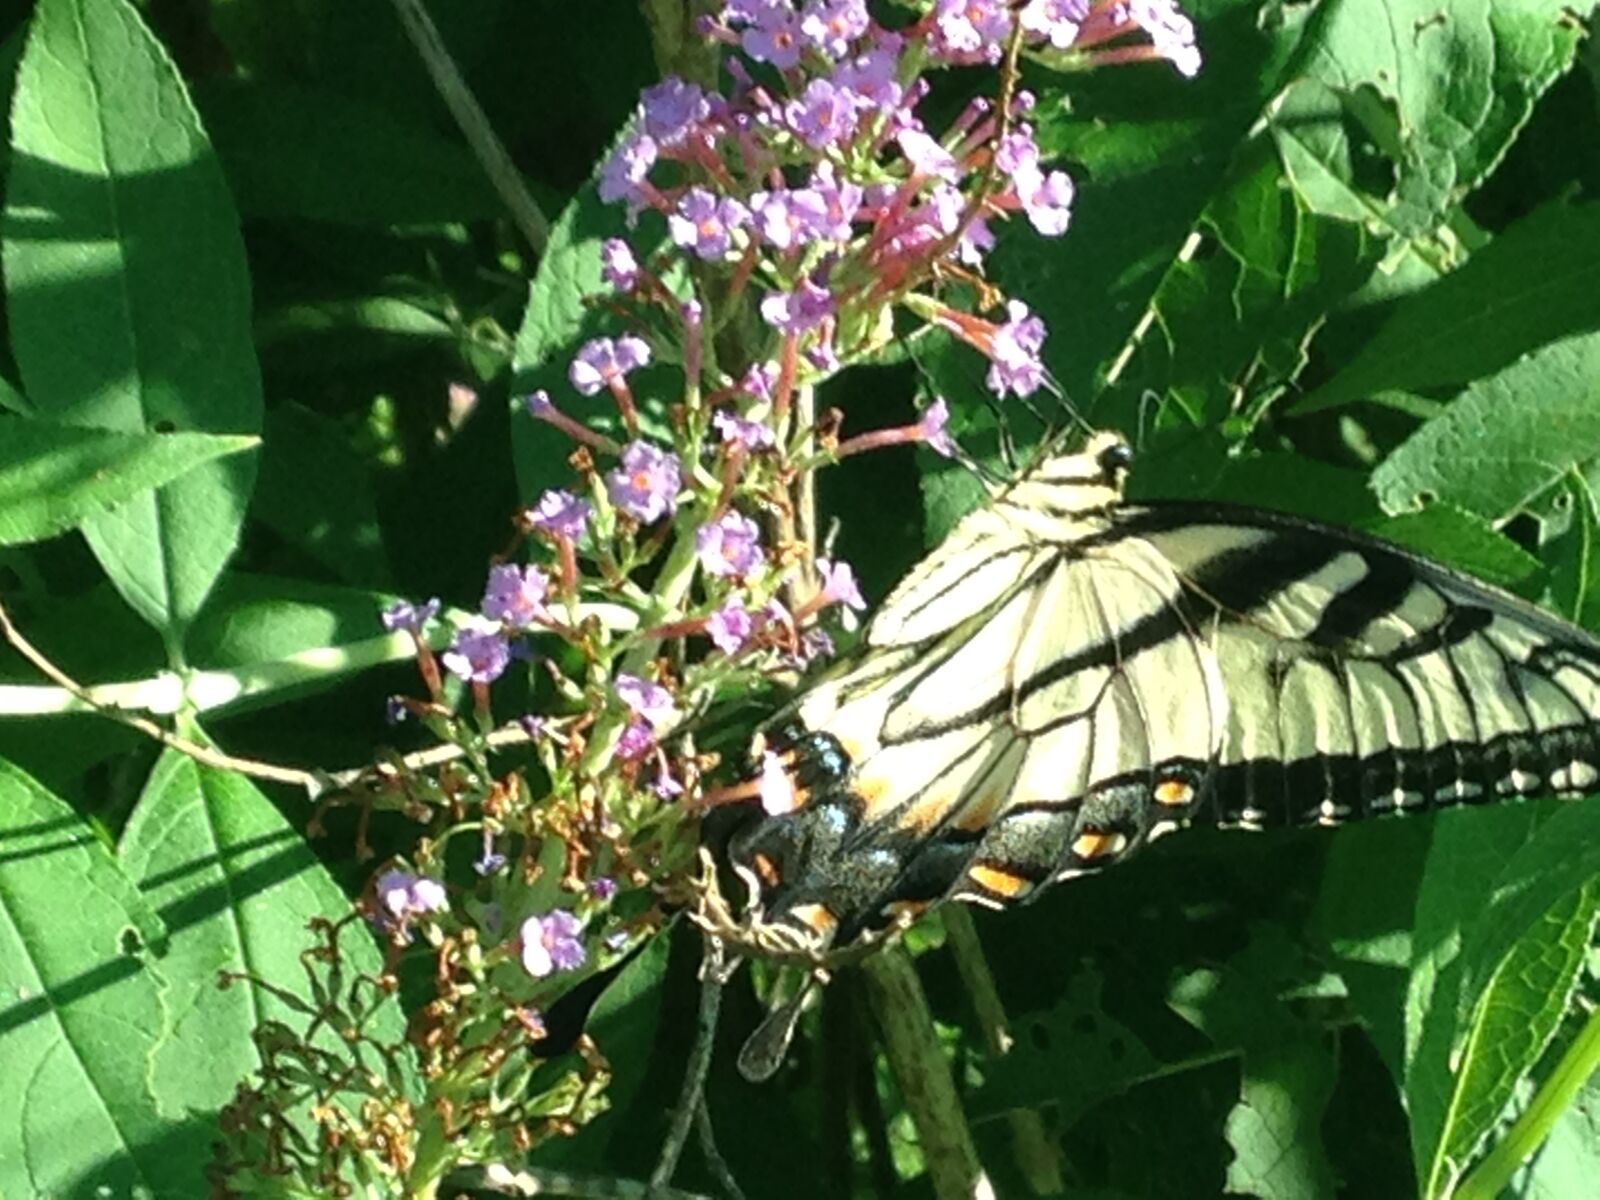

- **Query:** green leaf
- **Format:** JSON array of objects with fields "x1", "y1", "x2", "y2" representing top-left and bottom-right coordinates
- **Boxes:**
[
  {"x1": 4, "y1": 0, "x2": 263, "y2": 646},
  {"x1": 195, "y1": 79, "x2": 544, "y2": 225},
  {"x1": 1274, "y1": 0, "x2": 1595, "y2": 237},
  {"x1": 253, "y1": 405, "x2": 390, "y2": 587},
  {"x1": 1363, "y1": 503, "x2": 1543, "y2": 589},
  {"x1": 1223, "y1": 1035, "x2": 1339, "y2": 1200},
  {"x1": 969, "y1": 967, "x2": 1164, "y2": 1122},
  {"x1": 1403, "y1": 805, "x2": 1551, "y2": 1189},
  {"x1": 1296, "y1": 203, "x2": 1600, "y2": 414},
  {"x1": 1090, "y1": 136, "x2": 1379, "y2": 437},
  {"x1": 1420, "y1": 882, "x2": 1599, "y2": 1196},
  {"x1": 118, "y1": 748, "x2": 407, "y2": 1126},
  {"x1": 1543, "y1": 471, "x2": 1600, "y2": 630},
  {"x1": 1371, "y1": 333, "x2": 1600, "y2": 520},
  {"x1": 0, "y1": 756, "x2": 175, "y2": 1198},
  {"x1": 0, "y1": 419, "x2": 257, "y2": 546},
  {"x1": 1456, "y1": 797, "x2": 1600, "y2": 1031},
  {"x1": 510, "y1": 166, "x2": 652, "y2": 503},
  {"x1": 1310, "y1": 818, "x2": 1433, "y2": 1079}
]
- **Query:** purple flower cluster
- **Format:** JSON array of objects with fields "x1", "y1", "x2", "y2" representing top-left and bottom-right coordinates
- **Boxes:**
[
  {"x1": 579, "y1": 0, "x2": 1197, "y2": 412},
  {"x1": 374, "y1": 869, "x2": 448, "y2": 942},
  {"x1": 615, "y1": 674, "x2": 679, "y2": 760}
]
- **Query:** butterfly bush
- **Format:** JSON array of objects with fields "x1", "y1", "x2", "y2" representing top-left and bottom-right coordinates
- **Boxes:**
[{"x1": 216, "y1": 2, "x2": 1198, "y2": 1192}]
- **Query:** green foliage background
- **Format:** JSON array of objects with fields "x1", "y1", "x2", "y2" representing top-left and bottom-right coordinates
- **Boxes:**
[{"x1": 1, "y1": 0, "x2": 1599, "y2": 1196}]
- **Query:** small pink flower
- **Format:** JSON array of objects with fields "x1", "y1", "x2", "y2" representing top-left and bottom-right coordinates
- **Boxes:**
[
  {"x1": 520, "y1": 910, "x2": 587, "y2": 977},
  {"x1": 696, "y1": 512, "x2": 765, "y2": 577}
]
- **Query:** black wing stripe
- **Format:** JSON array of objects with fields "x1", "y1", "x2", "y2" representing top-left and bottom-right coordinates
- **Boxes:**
[{"x1": 1306, "y1": 556, "x2": 1417, "y2": 647}]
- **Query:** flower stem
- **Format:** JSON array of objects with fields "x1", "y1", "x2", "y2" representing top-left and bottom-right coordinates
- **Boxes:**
[
  {"x1": 1453, "y1": 1002, "x2": 1600, "y2": 1200},
  {"x1": 860, "y1": 946, "x2": 989, "y2": 1200}
]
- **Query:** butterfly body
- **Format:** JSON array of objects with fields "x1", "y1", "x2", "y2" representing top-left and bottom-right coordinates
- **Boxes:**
[{"x1": 708, "y1": 433, "x2": 1600, "y2": 965}]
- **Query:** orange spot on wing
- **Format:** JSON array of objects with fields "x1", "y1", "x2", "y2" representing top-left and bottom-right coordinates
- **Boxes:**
[
  {"x1": 1072, "y1": 830, "x2": 1127, "y2": 861},
  {"x1": 966, "y1": 862, "x2": 1032, "y2": 899},
  {"x1": 1154, "y1": 779, "x2": 1194, "y2": 808}
]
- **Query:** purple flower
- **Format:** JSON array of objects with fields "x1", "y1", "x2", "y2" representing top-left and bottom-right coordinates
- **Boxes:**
[
  {"x1": 897, "y1": 128, "x2": 961, "y2": 182},
  {"x1": 1130, "y1": 0, "x2": 1202, "y2": 77},
  {"x1": 919, "y1": 397, "x2": 958, "y2": 458},
  {"x1": 760, "y1": 278, "x2": 834, "y2": 333},
  {"x1": 707, "y1": 598, "x2": 756, "y2": 654},
  {"x1": 987, "y1": 300, "x2": 1049, "y2": 399},
  {"x1": 589, "y1": 876, "x2": 619, "y2": 902},
  {"x1": 740, "y1": 5, "x2": 802, "y2": 68},
  {"x1": 653, "y1": 764, "x2": 685, "y2": 799},
  {"x1": 696, "y1": 511, "x2": 765, "y2": 577},
  {"x1": 816, "y1": 557, "x2": 866, "y2": 611},
  {"x1": 520, "y1": 910, "x2": 587, "y2": 978},
  {"x1": 475, "y1": 830, "x2": 507, "y2": 876},
  {"x1": 996, "y1": 127, "x2": 1073, "y2": 236},
  {"x1": 570, "y1": 336, "x2": 651, "y2": 396},
  {"x1": 1019, "y1": 0, "x2": 1086, "y2": 48},
  {"x1": 482, "y1": 563, "x2": 549, "y2": 629},
  {"x1": 530, "y1": 489, "x2": 593, "y2": 540},
  {"x1": 833, "y1": 35, "x2": 905, "y2": 110},
  {"x1": 617, "y1": 717, "x2": 656, "y2": 760},
  {"x1": 930, "y1": 0, "x2": 1012, "y2": 61},
  {"x1": 786, "y1": 78, "x2": 857, "y2": 150},
  {"x1": 752, "y1": 187, "x2": 828, "y2": 252},
  {"x1": 600, "y1": 238, "x2": 640, "y2": 290},
  {"x1": 995, "y1": 128, "x2": 1042, "y2": 177},
  {"x1": 606, "y1": 441, "x2": 682, "y2": 522},
  {"x1": 381, "y1": 597, "x2": 440, "y2": 634},
  {"x1": 598, "y1": 131, "x2": 658, "y2": 209},
  {"x1": 713, "y1": 408, "x2": 776, "y2": 450},
  {"x1": 807, "y1": 162, "x2": 862, "y2": 241},
  {"x1": 616, "y1": 673, "x2": 678, "y2": 727},
  {"x1": 739, "y1": 361, "x2": 779, "y2": 401},
  {"x1": 640, "y1": 76, "x2": 711, "y2": 146},
  {"x1": 799, "y1": 0, "x2": 869, "y2": 58},
  {"x1": 1019, "y1": 168, "x2": 1074, "y2": 236},
  {"x1": 798, "y1": 626, "x2": 836, "y2": 664},
  {"x1": 374, "y1": 869, "x2": 448, "y2": 939},
  {"x1": 669, "y1": 187, "x2": 750, "y2": 261},
  {"x1": 441, "y1": 620, "x2": 512, "y2": 683},
  {"x1": 518, "y1": 714, "x2": 546, "y2": 738}
]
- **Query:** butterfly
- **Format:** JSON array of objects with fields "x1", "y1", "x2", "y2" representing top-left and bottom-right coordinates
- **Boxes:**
[{"x1": 698, "y1": 431, "x2": 1600, "y2": 984}]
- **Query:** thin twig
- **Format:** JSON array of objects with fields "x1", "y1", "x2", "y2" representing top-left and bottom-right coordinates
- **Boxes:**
[
  {"x1": 695, "y1": 1095, "x2": 747, "y2": 1200},
  {"x1": 453, "y1": 1162, "x2": 710, "y2": 1199},
  {"x1": 387, "y1": 0, "x2": 549, "y2": 256},
  {"x1": 0, "y1": 598, "x2": 541, "y2": 797},
  {"x1": 649, "y1": 939, "x2": 727, "y2": 1195},
  {"x1": 0, "y1": 599, "x2": 320, "y2": 789}
]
